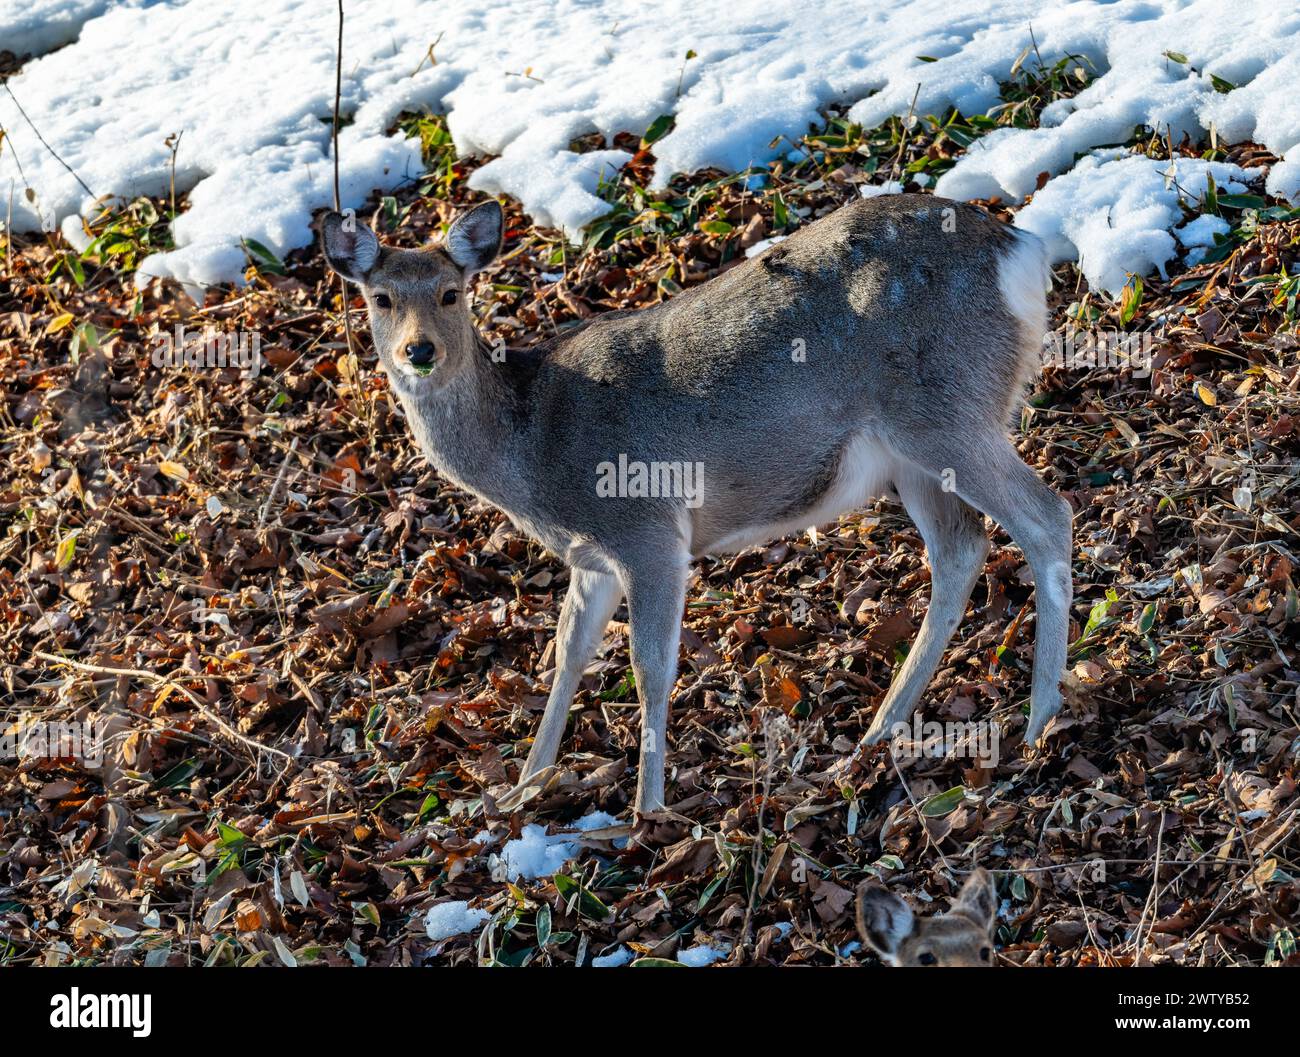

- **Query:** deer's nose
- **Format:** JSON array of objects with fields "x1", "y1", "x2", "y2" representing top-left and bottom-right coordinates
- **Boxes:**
[{"x1": 405, "y1": 341, "x2": 436, "y2": 366}]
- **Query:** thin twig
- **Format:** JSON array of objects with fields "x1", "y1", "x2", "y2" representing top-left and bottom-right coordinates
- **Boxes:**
[
  {"x1": 1132, "y1": 806, "x2": 1166, "y2": 962},
  {"x1": 889, "y1": 83, "x2": 922, "y2": 183},
  {"x1": 739, "y1": 712, "x2": 777, "y2": 954},
  {"x1": 889, "y1": 748, "x2": 952, "y2": 874},
  {"x1": 258, "y1": 435, "x2": 300, "y2": 529},
  {"x1": 3, "y1": 83, "x2": 97, "y2": 199},
  {"x1": 332, "y1": 0, "x2": 359, "y2": 358},
  {"x1": 33, "y1": 650, "x2": 293, "y2": 762}
]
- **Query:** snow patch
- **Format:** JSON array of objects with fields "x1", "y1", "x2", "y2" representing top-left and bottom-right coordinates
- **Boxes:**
[
  {"x1": 424, "y1": 900, "x2": 489, "y2": 942},
  {"x1": 0, "y1": 0, "x2": 128, "y2": 56},
  {"x1": 591, "y1": 945, "x2": 634, "y2": 967},
  {"x1": 0, "y1": 0, "x2": 1297, "y2": 293},
  {"x1": 498, "y1": 811, "x2": 621, "y2": 881},
  {"x1": 1014, "y1": 151, "x2": 1258, "y2": 295},
  {"x1": 1265, "y1": 147, "x2": 1300, "y2": 210},
  {"x1": 1175, "y1": 213, "x2": 1230, "y2": 248},
  {"x1": 676, "y1": 942, "x2": 730, "y2": 967},
  {"x1": 858, "y1": 181, "x2": 906, "y2": 199}
]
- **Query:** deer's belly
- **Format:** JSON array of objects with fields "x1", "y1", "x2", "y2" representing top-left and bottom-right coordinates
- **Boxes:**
[{"x1": 693, "y1": 432, "x2": 895, "y2": 556}]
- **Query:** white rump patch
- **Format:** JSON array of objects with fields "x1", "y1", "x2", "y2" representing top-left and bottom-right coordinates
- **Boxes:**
[{"x1": 997, "y1": 229, "x2": 1051, "y2": 386}]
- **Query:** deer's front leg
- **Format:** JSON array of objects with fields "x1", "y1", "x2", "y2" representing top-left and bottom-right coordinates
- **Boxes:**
[
  {"x1": 623, "y1": 560, "x2": 689, "y2": 818},
  {"x1": 499, "y1": 567, "x2": 621, "y2": 811}
]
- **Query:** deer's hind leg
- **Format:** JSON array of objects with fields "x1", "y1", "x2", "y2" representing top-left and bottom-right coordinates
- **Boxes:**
[
  {"x1": 620, "y1": 552, "x2": 690, "y2": 818},
  {"x1": 862, "y1": 466, "x2": 989, "y2": 744},
  {"x1": 897, "y1": 432, "x2": 1074, "y2": 749}
]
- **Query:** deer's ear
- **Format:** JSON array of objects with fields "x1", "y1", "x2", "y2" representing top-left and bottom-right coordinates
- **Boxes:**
[
  {"x1": 445, "y1": 200, "x2": 503, "y2": 274},
  {"x1": 320, "y1": 211, "x2": 379, "y2": 283},
  {"x1": 951, "y1": 869, "x2": 998, "y2": 935},
  {"x1": 856, "y1": 883, "x2": 914, "y2": 962}
]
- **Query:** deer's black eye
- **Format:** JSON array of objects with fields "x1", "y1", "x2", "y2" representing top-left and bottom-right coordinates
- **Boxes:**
[
  {"x1": 373, "y1": 292, "x2": 392, "y2": 309},
  {"x1": 980, "y1": 947, "x2": 991, "y2": 962},
  {"x1": 917, "y1": 952, "x2": 937, "y2": 966},
  {"x1": 441, "y1": 288, "x2": 458, "y2": 306}
]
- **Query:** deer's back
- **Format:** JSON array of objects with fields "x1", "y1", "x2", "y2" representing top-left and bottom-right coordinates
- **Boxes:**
[{"x1": 516, "y1": 195, "x2": 1040, "y2": 559}]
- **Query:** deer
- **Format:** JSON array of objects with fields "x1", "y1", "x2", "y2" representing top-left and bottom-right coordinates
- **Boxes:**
[
  {"x1": 318, "y1": 191, "x2": 1073, "y2": 821},
  {"x1": 856, "y1": 869, "x2": 999, "y2": 966}
]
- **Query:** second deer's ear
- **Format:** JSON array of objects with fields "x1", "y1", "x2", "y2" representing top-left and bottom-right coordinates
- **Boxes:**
[
  {"x1": 856, "y1": 883, "x2": 914, "y2": 962},
  {"x1": 951, "y1": 869, "x2": 998, "y2": 934},
  {"x1": 445, "y1": 200, "x2": 503, "y2": 274},
  {"x1": 320, "y1": 211, "x2": 379, "y2": 283}
]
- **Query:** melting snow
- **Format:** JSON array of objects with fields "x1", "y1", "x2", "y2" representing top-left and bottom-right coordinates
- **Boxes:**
[
  {"x1": 591, "y1": 945, "x2": 635, "y2": 967},
  {"x1": 423, "y1": 900, "x2": 489, "y2": 941},
  {"x1": 676, "y1": 942, "x2": 730, "y2": 967},
  {"x1": 1014, "y1": 150, "x2": 1258, "y2": 294},
  {"x1": 1175, "y1": 213, "x2": 1230, "y2": 248},
  {"x1": 0, "y1": 0, "x2": 1296, "y2": 294},
  {"x1": 497, "y1": 811, "x2": 622, "y2": 881}
]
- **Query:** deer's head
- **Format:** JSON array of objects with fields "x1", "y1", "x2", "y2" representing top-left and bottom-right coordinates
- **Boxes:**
[
  {"x1": 317, "y1": 201, "x2": 503, "y2": 400},
  {"x1": 856, "y1": 869, "x2": 998, "y2": 966}
]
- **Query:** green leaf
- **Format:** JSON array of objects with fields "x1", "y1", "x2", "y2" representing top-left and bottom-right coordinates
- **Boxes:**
[
  {"x1": 417, "y1": 791, "x2": 441, "y2": 819},
  {"x1": 552, "y1": 873, "x2": 610, "y2": 920},
  {"x1": 241, "y1": 237, "x2": 285, "y2": 275},
  {"x1": 697, "y1": 873, "x2": 726, "y2": 912},
  {"x1": 1077, "y1": 587, "x2": 1120, "y2": 643},
  {"x1": 207, "y1": 849, "x2": 240, "y2": 884},
  {"x1": 921, "y1": 786, "x2": 965, "y2": 817},
  {"x1": 1163, "y1": 50, "x2": 1188, "y2": 64},
  {"x1": 70, "y1": 322, "x2": 100, "y2": 363},
  {"x1": 493, "y1": 946, "x2": 535, "y2": 967},
  {"x1": 155, "y1": 758, "x2": 202, "y2": 789},
  {"x1": 599, "y1": 669, "x2": 636, "y2": 702},
  {"x1": 641, "y1": 114, "x2": 675, "y2": 147},
  {"x1": 535, "y1": 904, "x2": 552, "y2": 948},
  {"x1": 217, "y1": 821, "x2": 246, "y2": 846},
  {"x1": 1271, "y1": 929, "x2": 1296, "y2": 964},
  {"x1": 380, "y1": 195, "x2": 403, "y2": 231},
  {"x1": 1119, "y1": 275, "x2": 1143, "y2": 325},
  {"x1": 1137, "y1": 602, "x2": 1157, "y2": 636},
  {"x1": 630, "y1": 957, "x2": 686, "y2": 967},
  {"x1": 55, "y1": 531, "x2": 79, "y2": 571},
  {"x1": 1217, "y1": 193, "x2": 1266, "y2": 210},
  {"x1": 946, "y1": 126, "x2": 981, "y2": 149}
]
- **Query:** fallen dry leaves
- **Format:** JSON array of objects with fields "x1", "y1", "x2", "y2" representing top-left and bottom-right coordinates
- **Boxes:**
[{"x1": 0, "y1": 128, "x2": 1297, "y2": 968}]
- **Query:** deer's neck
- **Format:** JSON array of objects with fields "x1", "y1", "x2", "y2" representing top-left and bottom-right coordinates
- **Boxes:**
[{"x1": 398, "y1": 342, "x2": 536, "y2": 513}]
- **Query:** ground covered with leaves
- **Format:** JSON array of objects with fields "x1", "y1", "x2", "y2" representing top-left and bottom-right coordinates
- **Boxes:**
[{"x1": 2, "y1": 61, "x2": 1299, "y2": 967}]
